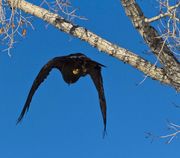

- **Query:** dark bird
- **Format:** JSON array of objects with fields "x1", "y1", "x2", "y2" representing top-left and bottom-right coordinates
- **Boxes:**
[{"x1": 17, "y1": 53, "x2": 107, "y2": 135}]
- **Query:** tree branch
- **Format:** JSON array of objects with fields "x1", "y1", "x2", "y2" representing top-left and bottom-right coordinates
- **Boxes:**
[
  {"x1": 6, "y1": 0, "x2": 179, "y2": 89},
  {"x1": 145, "y1": 2, "x2": 180, "y2": 23},
  {"x1": 121, "y1": 0, "x2": 180, "y2": 91},
  {"x1": 160, "y1": 121, "x2": 180, "y2": 144}
]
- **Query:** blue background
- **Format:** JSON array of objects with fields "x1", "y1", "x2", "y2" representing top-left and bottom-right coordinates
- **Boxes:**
[{"x1": 0, "y1": 0, "x2": 180, "y2": 157}]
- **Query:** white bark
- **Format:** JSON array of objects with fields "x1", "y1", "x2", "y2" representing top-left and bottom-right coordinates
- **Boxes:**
[{"x1": 6, "y1": 0, "x2": 180, "y2": 90}]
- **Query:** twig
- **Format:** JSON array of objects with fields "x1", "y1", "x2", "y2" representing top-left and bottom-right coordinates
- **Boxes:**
[{"x1": 145, "y1": 2, "x2": 180, "y2": 23}]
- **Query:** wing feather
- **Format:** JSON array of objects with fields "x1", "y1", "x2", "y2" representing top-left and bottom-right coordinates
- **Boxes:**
[
  {"x1": 89, "y1": 65, "x2": 107, "y2": 136},
  {"x1": 17, "y1": 57, "x2": 63, "y2": 124}
]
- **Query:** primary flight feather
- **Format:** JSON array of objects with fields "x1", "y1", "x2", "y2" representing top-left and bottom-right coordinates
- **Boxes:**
[{"x1": 17, "y1": 53, "x2": 107, "y2": 134}]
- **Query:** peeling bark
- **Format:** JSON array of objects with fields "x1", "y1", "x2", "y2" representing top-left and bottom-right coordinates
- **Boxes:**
[
  {"x1": 6, "y1": 0, "x2": 180, "y2": 90},
  {"x1": 121, "y1": 0, "x2": 180, "y2": 90}
]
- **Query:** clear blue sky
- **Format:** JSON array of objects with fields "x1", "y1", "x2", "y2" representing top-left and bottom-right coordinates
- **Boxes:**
[{"x1": 0, "y1": 0, "x2": 180, "y2": 157}]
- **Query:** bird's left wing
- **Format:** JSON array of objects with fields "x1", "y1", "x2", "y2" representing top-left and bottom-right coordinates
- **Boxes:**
[
  {"x1": 17, "y1": 57, "x2": 63, "y2": 124},
  {"x1": 88, "y1": 64, "x2": 107, "y2": 136}
]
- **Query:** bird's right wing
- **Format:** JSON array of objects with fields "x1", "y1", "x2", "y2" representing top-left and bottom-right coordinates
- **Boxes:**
[{"x1": 17, "y1": 57, "x2": 63, "y2": 124}]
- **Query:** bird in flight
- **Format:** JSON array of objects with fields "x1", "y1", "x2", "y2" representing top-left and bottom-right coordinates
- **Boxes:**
[{"x1": 17, "y1": 53, "x2": 107, "y2": 135}]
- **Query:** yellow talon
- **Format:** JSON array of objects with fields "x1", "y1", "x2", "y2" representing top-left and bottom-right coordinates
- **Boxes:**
[{"x1": 73, "y1": 69, "x2": 79, "y2": 75}]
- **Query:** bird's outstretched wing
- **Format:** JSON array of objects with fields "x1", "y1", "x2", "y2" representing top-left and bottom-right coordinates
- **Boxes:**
[
  {"x1": 17, "y1": 57, "x2": 63, "y2": 124},
  {"x1": 88, "y1": 64, "x2": 107, "y2": 136}
]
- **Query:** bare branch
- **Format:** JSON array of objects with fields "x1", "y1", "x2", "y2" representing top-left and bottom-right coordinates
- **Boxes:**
[
  {"x1": 40, "y1": 0, "x2": 87, "y2": 21},
  {"x1": 3, "y1": 0, "x2": 180, "y2": 143},
  {"x1": 121, "y1": 0, "x2": 180, "y2": 91},
  {"x1": 145, "y1": 2, "x2": 180, "y2": 23},
  {"x1": 156, "y1": 0, "x2": 180, "y2": 57},
  {"x1": 5, "y1": 0, "x2": 174, "y2": 87},
  {"x1": 1, "y1": 0, "x2": 85, "y2": 55},
  {"x1": 0, "y1": 0, "x2": 34, "y2": 55},
  {"x1": 146, "y1": 121, "x2": 180, "y2": 144},
  {"x1": 160, "y1": 121, "x2": 180, "y2": 143}
]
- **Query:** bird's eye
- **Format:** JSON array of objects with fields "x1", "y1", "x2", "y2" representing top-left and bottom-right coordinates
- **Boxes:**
[{"x1": 72, "y1": 69, "x2": 79, "y2": 75}]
